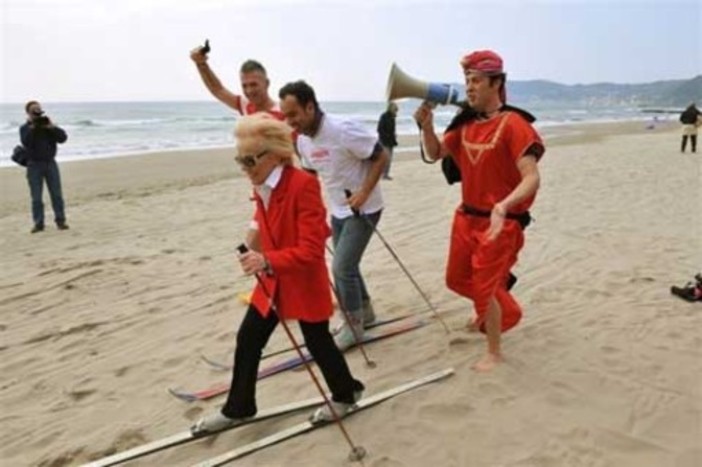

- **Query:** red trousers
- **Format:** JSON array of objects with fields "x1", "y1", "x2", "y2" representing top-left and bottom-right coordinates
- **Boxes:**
[{"x1": 445, "y1": 210, "x2": 524, "y2": 333}]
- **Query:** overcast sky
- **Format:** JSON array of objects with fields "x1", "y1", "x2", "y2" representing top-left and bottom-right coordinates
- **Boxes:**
[{"x1": 1, "y1": 0, "x2": 700, "y2": 103}]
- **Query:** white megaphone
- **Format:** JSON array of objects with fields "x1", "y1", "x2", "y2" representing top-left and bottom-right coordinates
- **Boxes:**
[{"x1": 386, "y1": 62, "x2": 466, "y2": 107}]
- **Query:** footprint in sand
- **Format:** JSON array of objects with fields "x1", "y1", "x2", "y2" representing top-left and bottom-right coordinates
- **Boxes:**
[
  {"x1": 492, "y1": 394, "x2": 518, "y2": 407},
  {"x1": 418, "y1": 401, "x2": 474, "y2": 419},
  {"x1": 67, "y1": 388, "x2": 97, "y2": 402},
  {"x1": 42, "y1": 448, "x2": 86, "y2": 467},
  {"x1": 185, "y1": 406, "x2": 204, "y2": 420},
  {"x1": 600, "y1": 345, "x2": 620, "y2": 354},
  {"x1": 370, "y1": 456, "x2": 405, "y2": 467},
  {"x1": 448, "y1": 336, "x2": 471, "y2": 347},
  {"x1": 93, "y1": 430, "x2": 147, "y2": 459},
  {"x1": 163, "y1": 356, "x2": 186, "y2": 367},
  {"x1": 629, "y1": 276, "x2": 655, "y2": 283}
]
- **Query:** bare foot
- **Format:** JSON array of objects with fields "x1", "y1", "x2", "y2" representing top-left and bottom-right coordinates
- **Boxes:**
[{"x1": 472, "y1": 353, "x2": 502, "y2": 372}]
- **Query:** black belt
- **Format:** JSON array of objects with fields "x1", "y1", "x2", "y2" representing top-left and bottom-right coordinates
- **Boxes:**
[{"x1": 461, "y1": 204, "x2": 532, "y2": 230}]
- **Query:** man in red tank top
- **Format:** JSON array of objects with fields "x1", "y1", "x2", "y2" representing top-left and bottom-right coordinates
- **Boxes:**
[
  {"x1": 190, "y1": 44, "x2": 284, "y2": 119},
  {"x1": 414, "y1": 50, "x2": 544, "y2": 372}
]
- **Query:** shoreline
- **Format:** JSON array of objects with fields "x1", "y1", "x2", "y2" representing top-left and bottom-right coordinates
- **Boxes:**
[
  {"x1": 0, "y1": 116, "x2": 677, "y2": 169},
  {"x1": 0, "y1": 119, "x2": 679, "y2": 219}
]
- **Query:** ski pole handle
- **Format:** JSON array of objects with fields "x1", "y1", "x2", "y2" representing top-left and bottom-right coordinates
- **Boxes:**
[
  {"x1": 237, "y1": 243, "x2": 249, "y2": 254},
  {"x1": 344, "y1": 189, "x2": 360, "y2": 218}
]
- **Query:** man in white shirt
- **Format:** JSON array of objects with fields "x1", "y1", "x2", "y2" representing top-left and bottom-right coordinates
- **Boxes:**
[{"x1": 279, "y1": 81, "x2": 389, "y2": 350}]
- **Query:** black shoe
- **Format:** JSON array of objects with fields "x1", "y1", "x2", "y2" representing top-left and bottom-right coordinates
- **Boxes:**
[
  {"x1": 31, "y1": 224, "x2": 44, "y2": 234},
  {"x1": 671, "y1": 284, "x2": 702, "y2": 302},
  {"x1": 57, "y1": 223, "x2": 70, "y2": 230}
]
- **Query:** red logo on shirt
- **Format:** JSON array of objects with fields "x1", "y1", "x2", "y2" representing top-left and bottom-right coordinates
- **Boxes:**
[{"x1": 310, "y1": 149, "x2": 329, "y2": 161}]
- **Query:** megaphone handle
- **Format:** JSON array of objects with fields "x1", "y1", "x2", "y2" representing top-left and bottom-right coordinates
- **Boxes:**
[{"x1": 415, "y1": 113, "x2": 438, "y2": 165}]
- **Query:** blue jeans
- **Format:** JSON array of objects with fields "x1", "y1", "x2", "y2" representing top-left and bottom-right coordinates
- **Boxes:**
[
  {"x1": 26, "y1": 160, "x2": 66, "y2": 227},
  {"x1": 331, "y1": 210, "x2": 382, "y2": 319}
]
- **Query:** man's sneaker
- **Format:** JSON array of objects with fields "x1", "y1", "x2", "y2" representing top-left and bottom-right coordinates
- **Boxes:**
[
  {"x1": 334, "y1": 318, "x2": 365, "y2": 351},
  {"x1": 309, "y1": 390, "x2": 363, "y2": 424},
  {"x1": 57, "y1": 222, "x2": 70, "y2": 230},
  {"x1": 362, "y1": 300, "x2": 376, "y2": 327},
  {"x1": 31, "y1": 224, "x2": 44, "y2": 234},
  {"x1": 190, "y1": 411, "x2": 251, "y2": 436}
]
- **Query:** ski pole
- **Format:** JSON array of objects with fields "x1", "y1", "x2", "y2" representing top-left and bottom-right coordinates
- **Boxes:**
[
  {"x1": 324, "y1": 244, "x2": 377, "y2": 369},
  {"x1": 237, "y1": 244, "x2": 366, "y2": 462},
  {"x1": 344, "y1": 190, "x2": 450, "y2": 334}
]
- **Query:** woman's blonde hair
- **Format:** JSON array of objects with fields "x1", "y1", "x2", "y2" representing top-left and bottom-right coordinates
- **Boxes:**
[{"x1": 234, "y1": 113, "x2": 296, "y2": 166}]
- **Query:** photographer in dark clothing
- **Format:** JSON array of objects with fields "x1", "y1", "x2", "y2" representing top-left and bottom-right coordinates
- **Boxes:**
[{"x1": 20, "y1": 101, "x2": 69, "y2": 233}]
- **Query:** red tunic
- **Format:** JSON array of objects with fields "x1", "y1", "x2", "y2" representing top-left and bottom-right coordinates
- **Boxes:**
[
  {"x1": 442, "y1": 111, "x2": 544, "y2": 333},
  {"x1": 444, "y1": 111, "x2": 542, "y2": 214},
  {"x1": 249, "y1": 166, "x2": 333, "y2": 322}
]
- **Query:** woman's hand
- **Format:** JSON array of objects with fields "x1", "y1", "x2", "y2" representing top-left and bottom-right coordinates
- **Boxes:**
[{"x1": 238, "y1": 250, "x2": 268, "y2": 275}]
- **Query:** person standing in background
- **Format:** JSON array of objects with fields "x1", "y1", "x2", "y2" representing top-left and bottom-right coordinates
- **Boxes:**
[
  {"x1": 20, "y1": 101, "x2": 69, "y2": 233},
  {"x1": 679, "y1": 103, "x2": 701, "y2": 153},
  {"x1": 377, "y1": 102, "x2": 399, "y2": 180}
]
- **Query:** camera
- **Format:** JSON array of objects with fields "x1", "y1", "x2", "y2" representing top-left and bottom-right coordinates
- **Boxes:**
[{"x1": 32, "y1": 111, "x2": 50, "y2": 126}]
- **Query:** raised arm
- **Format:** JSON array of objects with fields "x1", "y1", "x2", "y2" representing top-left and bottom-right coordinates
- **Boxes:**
[{"x1": 190, "y1": 45, "x2": 242, "y2": 114}]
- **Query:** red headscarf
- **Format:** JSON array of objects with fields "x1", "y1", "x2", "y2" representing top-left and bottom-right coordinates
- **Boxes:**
[{"x1": 460, "y1": 50, "x2": 506, "y2": 102}]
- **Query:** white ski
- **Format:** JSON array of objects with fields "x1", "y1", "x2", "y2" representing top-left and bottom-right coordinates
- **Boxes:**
[
  {"x1": 192, "y1": 368, "x2": 455, "y2": 467},
  {"x1": 82, "y1": 395, "x2": 325, "y2": 467}
]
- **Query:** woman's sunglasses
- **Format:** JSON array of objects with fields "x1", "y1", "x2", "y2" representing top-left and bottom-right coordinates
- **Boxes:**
[{"x1": 235, "y1": 149, "x2": 269, "y2": 168}]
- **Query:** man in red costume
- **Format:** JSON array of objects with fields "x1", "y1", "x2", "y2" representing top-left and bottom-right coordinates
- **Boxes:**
[{"x1": 414, "y1": 50, "x2": 544, "y2": 372}]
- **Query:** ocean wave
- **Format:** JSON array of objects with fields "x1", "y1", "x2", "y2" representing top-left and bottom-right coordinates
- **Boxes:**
[{"x1": 1, "y1": 121, "x2": 22, "y2": 134}]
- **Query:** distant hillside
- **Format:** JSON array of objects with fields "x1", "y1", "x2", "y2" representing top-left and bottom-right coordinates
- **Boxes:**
[{"x1": 506, "y1": 75, "x2": 701, "y2": 108}]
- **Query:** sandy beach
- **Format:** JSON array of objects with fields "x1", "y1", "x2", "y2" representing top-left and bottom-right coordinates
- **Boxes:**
[{"x1": 1, "y1": 120, "x2": 700, "y2": 467}]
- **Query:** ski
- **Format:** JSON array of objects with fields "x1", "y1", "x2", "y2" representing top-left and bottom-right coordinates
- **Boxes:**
[
  {"x1": 200, "y1": 313, "x2": 414, "y2": 371},
  {"x1": 170, "y1": 316, "x2": 427, "y2": 403},
  {"x1": 82, "y1": 396, "x2": 326, "y2": 467},
  {"x1": 191, "y1": 368, "x2": 455, "y2": 467}
]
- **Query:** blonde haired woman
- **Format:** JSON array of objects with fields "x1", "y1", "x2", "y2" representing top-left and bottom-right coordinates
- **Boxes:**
[{"x1": 192, "y1": 113, "x2": 364, "y2": 434}]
